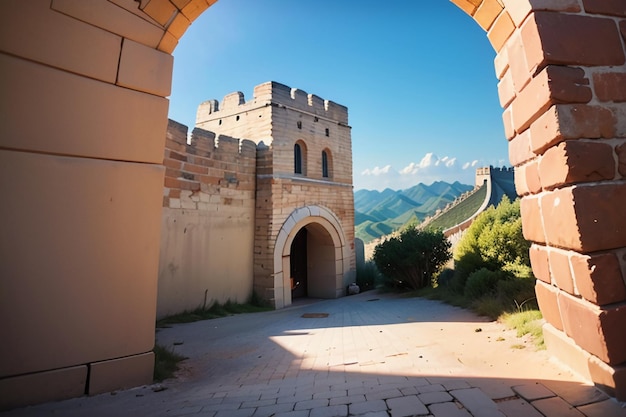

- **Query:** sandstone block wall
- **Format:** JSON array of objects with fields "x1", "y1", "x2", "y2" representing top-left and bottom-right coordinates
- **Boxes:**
[
  {"x1": 456, "y1": 0, "x2": 626, "y2": 401},
  {"x1": 198, "y1": 82, "x2": 355, "y2": 307},
  {"x1": 158, "y1": 120, "x2": 257, "y2": 318}
]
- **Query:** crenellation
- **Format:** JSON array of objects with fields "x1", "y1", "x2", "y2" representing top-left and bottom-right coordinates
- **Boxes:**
[
  {"x1": 222, "y1": 91, "x2": 245, "y2": 109},
  {"x1": 196, "y1": 81, "x2": 349, "y2": 128}
]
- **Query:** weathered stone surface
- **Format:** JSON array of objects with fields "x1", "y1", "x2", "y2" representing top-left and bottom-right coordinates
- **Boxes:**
[
  {"x1": 570, "y1": 252, "x2": 626, "y2": 305},
  {"x1": 559, "y1": 293, "x2": 626, "y2": 365},
  {"x1": 538, "y1": 140, "x2": 616, "y2": 189},
  {"x1": 521, "y1": 12, "x2": 626, "y2": 71},
  {"x1": 535, "y1": 281, "x2": 564, "y2": 330}
]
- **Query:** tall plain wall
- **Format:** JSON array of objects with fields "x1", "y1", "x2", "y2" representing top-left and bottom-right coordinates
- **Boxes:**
[{"x1": 158, "y1": 120, "x2": 257, "y2": 318}]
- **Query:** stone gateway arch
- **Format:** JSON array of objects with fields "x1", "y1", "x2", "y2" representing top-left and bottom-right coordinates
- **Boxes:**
[{"x1": 0, "y1": 0, "x2": 625, "y2": 408}]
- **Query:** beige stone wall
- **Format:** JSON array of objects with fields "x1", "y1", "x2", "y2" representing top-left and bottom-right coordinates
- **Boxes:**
[
  {"x1": 158, "y1": 120, "x2": 257, "y2": 318},
  {"x1": 198, "y1": 82, "x2": 355, "y2": 307}
]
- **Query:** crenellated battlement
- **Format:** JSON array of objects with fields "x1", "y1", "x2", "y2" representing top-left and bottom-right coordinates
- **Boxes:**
[
  {"x1": 163, "y1": 119, "x2": 258, "y2": 209},
  {"x1": 196, "y1": 81, "x2": 349, "y2": 125}
]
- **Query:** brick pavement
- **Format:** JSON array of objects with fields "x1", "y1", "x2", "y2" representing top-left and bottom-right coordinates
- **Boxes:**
[{"x1": 2, "y1": 292, "x2": 625, "y2": 416}]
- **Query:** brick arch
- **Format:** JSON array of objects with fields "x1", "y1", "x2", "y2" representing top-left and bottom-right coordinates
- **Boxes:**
[
  {"x1": 1, "y1": 0, "x2": 625, "y2": 407},
  {"x1": 273, "y1": 205, "x2": 351, "y2": 309}
]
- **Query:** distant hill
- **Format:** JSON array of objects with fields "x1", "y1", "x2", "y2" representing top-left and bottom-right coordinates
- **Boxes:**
[{"x1": 354, "y1": 181, "x2": 473, "y2": 243}]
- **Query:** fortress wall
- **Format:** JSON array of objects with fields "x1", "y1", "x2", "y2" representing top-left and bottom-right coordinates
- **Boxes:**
[
  {"x1": 195, "y1": 82, "x2": 349, "y2": 146},
  {"x1": 157, "y1": 120, "x2": 257, "y2": 318}
]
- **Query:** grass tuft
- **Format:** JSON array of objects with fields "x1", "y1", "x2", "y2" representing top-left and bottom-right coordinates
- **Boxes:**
[
  {"x1": 153, "y1": 344, "x2": 186, "y2": 382},
  {"x1": 156, "y1": 295, "x2": 273, "y2": 327},
  {"x1": 501, "y1": 310, "x2": 544, "y2": 349}
]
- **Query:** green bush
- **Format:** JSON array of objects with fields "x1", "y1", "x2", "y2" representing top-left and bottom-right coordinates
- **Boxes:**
[
  {"x1": 373, "y1": 227, "x2": 451, "y2": 290},
  {"x1": 452, "y1": 196, "x2": 531, "y2": 292},
  {"x1": 464, "y1": 268, "x2": 509, "y2": 299}
]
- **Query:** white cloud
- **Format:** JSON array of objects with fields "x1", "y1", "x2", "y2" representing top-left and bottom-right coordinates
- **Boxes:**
[
  {"x1": 355, "y1": 154, "x2": 492, "y2": 190},
  {"x1": 361, "y1": 165, "x2": 393, "y2": 176}
]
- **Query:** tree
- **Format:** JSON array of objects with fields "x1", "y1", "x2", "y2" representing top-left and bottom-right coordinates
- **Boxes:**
[{"x1": 373, "y1": 227, "x2": 451, "y2": 290}]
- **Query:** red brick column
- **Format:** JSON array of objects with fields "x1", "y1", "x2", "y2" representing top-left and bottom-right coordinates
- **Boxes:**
[{"x1": 454, "y1": 0, "x2": 626, "y2": 400}]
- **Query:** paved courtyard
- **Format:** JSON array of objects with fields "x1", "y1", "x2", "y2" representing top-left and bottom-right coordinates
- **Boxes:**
[{"x1": 3, "y1": 292, "x2": 625, "y2": 417}]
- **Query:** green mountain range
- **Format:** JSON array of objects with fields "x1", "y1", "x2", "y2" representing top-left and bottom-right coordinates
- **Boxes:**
[{"x1": 354, "y1": 181, "x2": 473, "y2": 243}]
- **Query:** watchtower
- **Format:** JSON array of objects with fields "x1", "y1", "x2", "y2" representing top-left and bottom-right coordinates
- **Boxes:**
[{"x1": 197, "y1": 82, "x2": 356, "y2": 308}]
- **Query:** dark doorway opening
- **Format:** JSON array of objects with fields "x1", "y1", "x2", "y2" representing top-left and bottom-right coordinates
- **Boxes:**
[{"x1": 290, "y1": 228, "x2": 308, "y2": 298}]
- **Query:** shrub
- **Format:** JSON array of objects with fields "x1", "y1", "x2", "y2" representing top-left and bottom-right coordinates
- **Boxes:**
[
  {"x1": 373, "y1": 227, "x2": 451, "y2": 290},
  {"x1": 464, "y1": 268, "x2": 509, "y2": 299},
  {"x1": 453, "y1": 196, "x2": 531, "y2": 292}
]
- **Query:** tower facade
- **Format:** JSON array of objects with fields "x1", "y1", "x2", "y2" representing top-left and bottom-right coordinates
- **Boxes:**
[{"x1": 196, "y1": 81, "x2": 356, "y2": 308}]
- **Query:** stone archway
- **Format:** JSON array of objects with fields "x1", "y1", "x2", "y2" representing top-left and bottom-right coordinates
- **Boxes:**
[
  {"x1": 1, "y1": 0, "x2": 625, "y2": 406},
  {"x1": 273, "y1": 205, "x2": 351, "y2": 309}
]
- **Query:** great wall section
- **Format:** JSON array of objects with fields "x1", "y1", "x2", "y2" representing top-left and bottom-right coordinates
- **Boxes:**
[{"x1": 363, "y1": 166, "x2": 517, "y2": 259}]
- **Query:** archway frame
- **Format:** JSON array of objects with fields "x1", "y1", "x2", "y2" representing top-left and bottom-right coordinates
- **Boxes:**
[
  {"x1": 1, "y1": 0, "x2": 626, "y2": 406},
  {"x1": 273, "y1": 205, "x2": 350, "y2": 309}
]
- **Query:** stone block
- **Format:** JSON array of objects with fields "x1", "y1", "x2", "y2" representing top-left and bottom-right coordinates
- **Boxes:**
[
  {"x1": 386, "y1": 395, "x2": 428, "y2": 416},
  {"x1": 531, "y1": 397, "x2": 586, "y2": 417},
  {"x1": 0, "y1": 150, "x2": 162, "y2": 377},
  {"x1": 511, "y1": 66, "x2": 592, "y2": 133},
  {"x1": 538, "y1": 141, "x2": 615, "y2": 189},
  {"x1": 506, "y1": 30, "x2": 532, "y2": 94},
  {"x1": 520, "y1": 195, "x2": 546, "y2": 244},
  {"x1": 158, "y1": 30, "x2": 178, "y2": 53},
  {"x1": 529, "y1": 105, "x2": 616, "y2": 154},
  {"x1": 521, "y1": 12, "x2": 625, "y2": 72},
  {"x1": 548, "y1": 249, "x2": 575, "y2": 294},
  {"x1": 511, "y1": 383, "x2": 555, "y2": 401},
  {"x1": 525, "y1": 160, "x2": 542, "y2": 194},
  {"x1": 587, "y1": 355, "x2": 626, "y2": 401},
  {"x1": 582, "y1": 0, "x2": 626, "y2": 17},
  {"x1": 167, "y1": 11, "x2": 190, "y2": 38},
  {"x1": 0, "y1": 53, "x2": 168, "y2": 164},
  {"x1": 474, "y1": 0, "x2": 504, "y2": 31},
  {"x1": 578, "y1": 398, "x2": 626, "y2": 417},
  {"x1": 501, "y1": 0, "x2": 532, "y2": 27},
  {"x1": 570, "y1": 252, "x2": 626, "y2": 305},
  {"x1": 181, "y1": 0, "x2": 211, "y2": 22},
  {"x1": 450, "y1": 0, "x2": 481, "y2": 16},
  {"x1": 88, "y1": 352, "x2": 154, "y2": 395},
  {"x1": 51, "y1": 0, "x2": 163, "y2": 48},
  {"x1": 559, "y1": 292, "x2": 626, "y2": 365},
  {"x1": 535, "y1": 281, "x2": 564, "y2": 330},
  {"x1": 117, "y1": 38, "x2": 174, "y2": 97},
  {"x1": 494, "y1": 47, "x2": 509, "y2": 80},
  {"x1": 142, "y1": 0, "x2": 177, "y2": 26},
  {"x1": 450, "y1": 388, "x2": 504, "y2": 417},
  {"x1": 541, "y1": 184, "x2": 626, "y2": 253},
  {"x1": 593, "y1": 72, "x2": 626, "y2": 102},
  {"x1": 487, "y1": 11, "x2": 515, "y2": 52},
  {"x1": 0, "y1": 366, "x2": 87, "y2": 411},
  {"x1": 508, "y1": 129, "x2": 535, "y2": 166},
  {"x1": 515, "y1": 164, "x2": 530, "y2": 196},
  {"x1": 0, "y1": 0, "x2": 120, "y2": 83},
  {"x1": 529, "y1": 244, "x2": 551, "y2": 284},
  {"x1": 543, "y1": 322, "x2": 592, "y2": 381},
  {"x1": 498, "y1": 68, "x2": 516, "y2": 108},
  {"x1": 528, "y1": 0, "x2": 581, "y2": 12}
]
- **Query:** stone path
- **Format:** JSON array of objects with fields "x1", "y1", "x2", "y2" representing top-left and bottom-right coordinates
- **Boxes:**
[{"x1": 3, "y1": 292, "x2": 625, "y2": 416}]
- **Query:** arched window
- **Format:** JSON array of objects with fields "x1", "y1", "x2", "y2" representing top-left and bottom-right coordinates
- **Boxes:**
[
  {"x1": 294, "y1": 143, "x2": 303, "y2": 174},
  {"x1": 322, "y1": 149, "x2": 331, "y2": 178}
]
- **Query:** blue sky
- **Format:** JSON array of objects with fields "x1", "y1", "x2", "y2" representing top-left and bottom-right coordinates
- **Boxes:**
[{"x1": 168, "y1": 0, "x2": 508, "y2": 190}]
